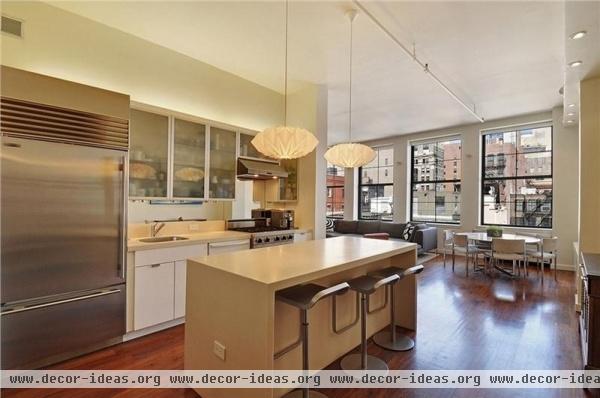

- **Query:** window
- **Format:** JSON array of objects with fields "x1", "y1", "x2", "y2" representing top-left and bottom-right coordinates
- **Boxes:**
[
  {"x1": 358, "y1": 147, "x2": 393, "y2": 220},
  {"x1": 410, "y1": 138, "x2": 462, "y2": 224},
  {"x1": 481, "y1": 125, "x2": 552, "y2": 228},
  {"x1": 326, "y1": 163, "x2": 345, "y2": 219}
]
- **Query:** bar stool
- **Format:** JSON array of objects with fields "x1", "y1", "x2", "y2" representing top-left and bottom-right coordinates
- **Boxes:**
[
  {"x1": 368, "y1": 265, "x2": 424, "y2": 351},
  {"x1": 339, "y1": 273, "x2": 400, "y2": 371},
  {"x1": 275, "y1": 281, "x2": 350, "y2": 398}
]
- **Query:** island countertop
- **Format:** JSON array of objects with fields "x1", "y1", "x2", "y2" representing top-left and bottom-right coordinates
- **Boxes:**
[{"x1": 187, "y1": 236, "x2": 417, "y2": 289}]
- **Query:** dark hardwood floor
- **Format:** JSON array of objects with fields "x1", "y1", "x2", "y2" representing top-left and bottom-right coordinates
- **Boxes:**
[{"x1": 3, "y1": 256, "x2": 591, "y2": 398}]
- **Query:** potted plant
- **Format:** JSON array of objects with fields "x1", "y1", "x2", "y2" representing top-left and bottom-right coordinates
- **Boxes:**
[{"x1": 486, "y1": 225, "x2": 503, "y2": 238}]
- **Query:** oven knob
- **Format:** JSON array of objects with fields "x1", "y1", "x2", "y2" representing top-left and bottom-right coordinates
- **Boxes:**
[
  {"x1": 256, "y1": 238, "x2": 263, "y2": 244},
  {"x1": 274, "y1": 236, "x2": 280, "y2": 241},
  {"x1": 264, "y1": 237, "x2": 270, "y2": 243},
  {"x1": 281, "y1": 236, "x2": 287, "y2": 241},
  {"x1": 288, "y1": 235, "x2": 294, "y2": 240}
]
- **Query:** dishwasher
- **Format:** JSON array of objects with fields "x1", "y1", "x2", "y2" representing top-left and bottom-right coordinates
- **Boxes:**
[{"x1": 208, "y1": 239, "x2": 251, "y2": 255}]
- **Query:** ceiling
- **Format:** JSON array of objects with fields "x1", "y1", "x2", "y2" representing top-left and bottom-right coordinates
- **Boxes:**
[
  {"x1": 49, "y1": 1, "x2": 566, "y2": 144},
  {"x1": 563, "y1": 1, "x2": 600, "y2": 126}
]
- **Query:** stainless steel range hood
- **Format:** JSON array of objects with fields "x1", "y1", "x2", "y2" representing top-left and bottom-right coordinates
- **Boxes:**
[{"x1": 237, "y1": 157, "x2": 288, "y2": 180}]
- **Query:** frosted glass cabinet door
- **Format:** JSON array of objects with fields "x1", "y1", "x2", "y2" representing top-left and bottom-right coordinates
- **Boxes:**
[
  {"x1": 279, "y1": 159, "x2": 298, "y2": 201},
  {"x1": 239, "y1": 133, "x2": 265, "y2": 159},
  {"x1": 129, "y1": 109, "x2": 169, "y2": 198},
  {"x1": 209, "y1": 127, "x2": 236, "y2": 199},
  {"x1": 173, "y1": 118, "x2": 206, "y2": 198}
]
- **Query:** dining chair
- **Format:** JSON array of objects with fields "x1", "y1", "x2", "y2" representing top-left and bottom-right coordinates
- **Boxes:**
[
  {"x1": 471, "y1": 229, "x2": 491, "y2": 273},
  {"x1": 491, "y1": 238, "x2": 527, "y2": 277},
  {"x1": 442, "y1": 230, "x2": 453, "y2": 268},
  {"x1": 452, "y1": 234, "x2": 479, "y2": 276},
  {"x1": 529, "y1": 237, "x2": 559, "y2": 283}
]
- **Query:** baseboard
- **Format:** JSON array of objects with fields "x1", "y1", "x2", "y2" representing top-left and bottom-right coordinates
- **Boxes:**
[{"x1": 123, "y1": 317, "x2": 185, "y2": 341}]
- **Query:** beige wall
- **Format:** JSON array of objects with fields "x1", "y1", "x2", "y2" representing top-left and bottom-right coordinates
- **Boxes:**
[
  {"x1": 579, "y1": 77, "x2": 600, "y2": 253},
  {"x1": 359, "y1": 108, "x2": 579, "y2": 268},
  {"x1": 0, "y1": 1, "x2": 283, "y2": 132}
]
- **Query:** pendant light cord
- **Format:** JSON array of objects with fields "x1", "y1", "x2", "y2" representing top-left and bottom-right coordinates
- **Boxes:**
[
  {"x1": 283, "y1": 0, "x2": 288, "y2": 125},
  {"x1": 348, "y1": 12, "x2": 354, "y2": 143}
]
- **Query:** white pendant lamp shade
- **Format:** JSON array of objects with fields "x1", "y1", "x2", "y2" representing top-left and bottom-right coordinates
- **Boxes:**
[
  {"x1": 251, "y1": 126, "x2": 318, "y2": 160},
  {"x1": 324, "y1": 142, "x2": 376, "y2": 168},
  {"x1": 324, "y1": 9, "x2": 375, "y2": 169},
  {"x1": 253, "y1": 0, "x2": 319, "y2": 160}
]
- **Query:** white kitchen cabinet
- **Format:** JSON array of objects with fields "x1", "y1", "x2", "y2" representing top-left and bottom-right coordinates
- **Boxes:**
[
  {"x1": 132, "y1": 243, "x2": 207, "y2": 331},
  {"x1": 134, "y1": 262, "x2": 175, "y2": 330},
  {"x1": 294, "y1": 231, "x2": 312, "y2": 242},
  {"x1": 174, "y1": 260, "x2": 187, "y2": 319}
]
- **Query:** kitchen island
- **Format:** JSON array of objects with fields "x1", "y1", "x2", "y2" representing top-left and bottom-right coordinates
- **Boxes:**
[{"x1": 184, "y1": 236, "x2": 418, "y2": 398}]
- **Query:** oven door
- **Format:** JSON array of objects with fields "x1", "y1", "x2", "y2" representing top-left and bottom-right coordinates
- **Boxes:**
[{"x1": 208, "y1": 239, "x2": 251, "y2": 255}]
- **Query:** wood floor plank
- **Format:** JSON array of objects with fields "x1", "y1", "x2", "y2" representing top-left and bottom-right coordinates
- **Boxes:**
[{"x1": 2, "y1": 256, "x2": 593, "y2": 398}]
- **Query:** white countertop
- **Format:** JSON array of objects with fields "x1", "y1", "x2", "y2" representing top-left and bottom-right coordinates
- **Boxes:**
[
  {"x1": 128, "y1": 230, "x2": 251, "y2": 252},
  {"x1": 187, "y1": 236, "x2": 417, "y2": 288}
]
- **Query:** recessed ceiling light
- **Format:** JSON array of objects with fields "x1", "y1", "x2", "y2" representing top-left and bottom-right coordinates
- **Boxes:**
[
  {"x1": 570, "y1": 31, "x2": 587, "y2": 40},
  {"x1": 567, "y1": 120, "x2": 574, "y2": 123},
  {"x1": 569, "y1": 60, "x2": 583, "y2": 67},
  {"x1": 568, "y1": 103, "x2": 576, "y2": 108},
  {"x1": 568, "y1": 112, "x2": 575, "y2": 116}
]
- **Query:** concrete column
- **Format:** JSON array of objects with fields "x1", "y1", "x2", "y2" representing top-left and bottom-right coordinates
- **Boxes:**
[
  {"x1": 286, "y1": 83, "x2": 328, "y2": 239},
  {"x1": 343, "y1": 167, "x2": 358, "y2": 220}
]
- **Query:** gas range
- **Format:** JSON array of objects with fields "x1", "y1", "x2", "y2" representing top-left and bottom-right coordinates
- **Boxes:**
[{"x1": 227, "y1": 219, "x2": 295, "y2": 248}]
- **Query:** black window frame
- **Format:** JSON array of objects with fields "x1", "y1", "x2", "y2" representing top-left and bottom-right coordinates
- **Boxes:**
[
  {"x1": 326, "y1": 163, "x2": 345, "y2": 220},
  {"x1": 480, "y1": 125, "x2": 553, "y2": 229},
  {"x1": 409, "y1": 138, "x2": 462, "y2": 224},
  {"x1": 358, "y1": 147, "x2": 394, "y2": 221}
]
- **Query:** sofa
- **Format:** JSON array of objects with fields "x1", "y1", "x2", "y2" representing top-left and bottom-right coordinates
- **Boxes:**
[{"x1": 326, "y1": 219, "x2": 438, "y2": 254}]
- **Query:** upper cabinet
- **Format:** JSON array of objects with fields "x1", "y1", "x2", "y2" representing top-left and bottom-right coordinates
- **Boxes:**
[
  {"x1": 172, "y1": 118, "x2": 206, "y2": 199},
  {"x1": 239, "y1": 133, "x2": 265, "y2": 159},
  {"x1": 129, "y1": 107, "x2": 246, "y2": 201},
  {"x1": 129, "y1": 109, "x2": 169, "y2": 198},
  {"x1": 278, "y1": 159, "x2": 298, "y2": 202},
  {"x1": 209, "y1": 127, "x2": 236, "y2": 199}
]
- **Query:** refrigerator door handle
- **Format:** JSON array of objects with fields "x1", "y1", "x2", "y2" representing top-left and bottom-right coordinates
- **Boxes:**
[
  {"x1": 0, "y1": 288, "x2": 122, "y2": 316},
  {"x1": 118, "y1": 154, "x2": 127, "y2": 280}
]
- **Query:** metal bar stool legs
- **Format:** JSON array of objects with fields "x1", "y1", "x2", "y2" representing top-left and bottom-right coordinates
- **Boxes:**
[
  {"x1": 371, "y1": 265, "x2": 424, "y2": 351},
  {"x1": 340, "y1": 274, "x2": 401, "y2": 371},
  {"x1": 275, "y1": 282, "x2": 349, "y2": 398}
]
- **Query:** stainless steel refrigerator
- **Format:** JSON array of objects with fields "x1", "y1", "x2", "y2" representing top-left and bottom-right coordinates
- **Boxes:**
[{"x1": 1, "y1": 120, "x2": 128, "y2": 368}]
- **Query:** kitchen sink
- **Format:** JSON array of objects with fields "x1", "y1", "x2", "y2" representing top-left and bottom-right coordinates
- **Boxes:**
[{"x1": 138, "y1": 236, "x2": 189, "y2": 243}]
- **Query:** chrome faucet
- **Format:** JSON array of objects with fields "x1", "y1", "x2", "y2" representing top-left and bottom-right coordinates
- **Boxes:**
[{"x1": 151, "y1": 222, "x2": 166, "y2": 237}]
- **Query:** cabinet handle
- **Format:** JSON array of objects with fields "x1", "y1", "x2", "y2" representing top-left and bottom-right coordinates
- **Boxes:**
[{"x1": 151, "y1": 264, "x2": 161, "y2": 268}]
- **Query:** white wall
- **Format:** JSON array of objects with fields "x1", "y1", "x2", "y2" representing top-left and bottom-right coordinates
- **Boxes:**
[
  {"x1": 1, "y1": 1, "x2": 285, "y2": 224},
  {"x1": 358, "y1": 108, "x2": 579, "y2": 268}
]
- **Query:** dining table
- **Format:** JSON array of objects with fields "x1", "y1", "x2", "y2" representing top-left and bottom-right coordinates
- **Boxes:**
[{"x1": 454, "y1": 232, "x2": 541, "y2": 277}]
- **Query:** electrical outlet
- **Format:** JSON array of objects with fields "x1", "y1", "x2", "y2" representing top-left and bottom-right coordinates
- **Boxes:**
[
  {"x1": 189, "y1": 224, "x2": 200, "y2": 232},
  {"x1": 213, "y1": 340, "x2": 226, "y2": 361}
]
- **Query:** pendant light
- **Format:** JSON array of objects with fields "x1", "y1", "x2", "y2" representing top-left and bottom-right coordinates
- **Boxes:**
[
  {"x1": 251, "y1": 0, "x2": 318, "y2": 160},
  {"x1": 324, "y1": 10, "x2": 375, "y2": 168}
]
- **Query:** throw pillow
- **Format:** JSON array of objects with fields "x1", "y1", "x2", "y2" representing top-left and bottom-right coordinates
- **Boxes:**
[{"x1": 401, "y1": 222, "x2": 417, "y2": 241}]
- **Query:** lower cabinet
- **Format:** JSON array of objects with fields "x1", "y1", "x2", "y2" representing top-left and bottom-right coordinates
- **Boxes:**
[
  {"x1": 132, "y1": 239, "x2": 249, "y2": 331},
  {"x1": 134, "y1": 262, "x2": 175, "y2": 330}
]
